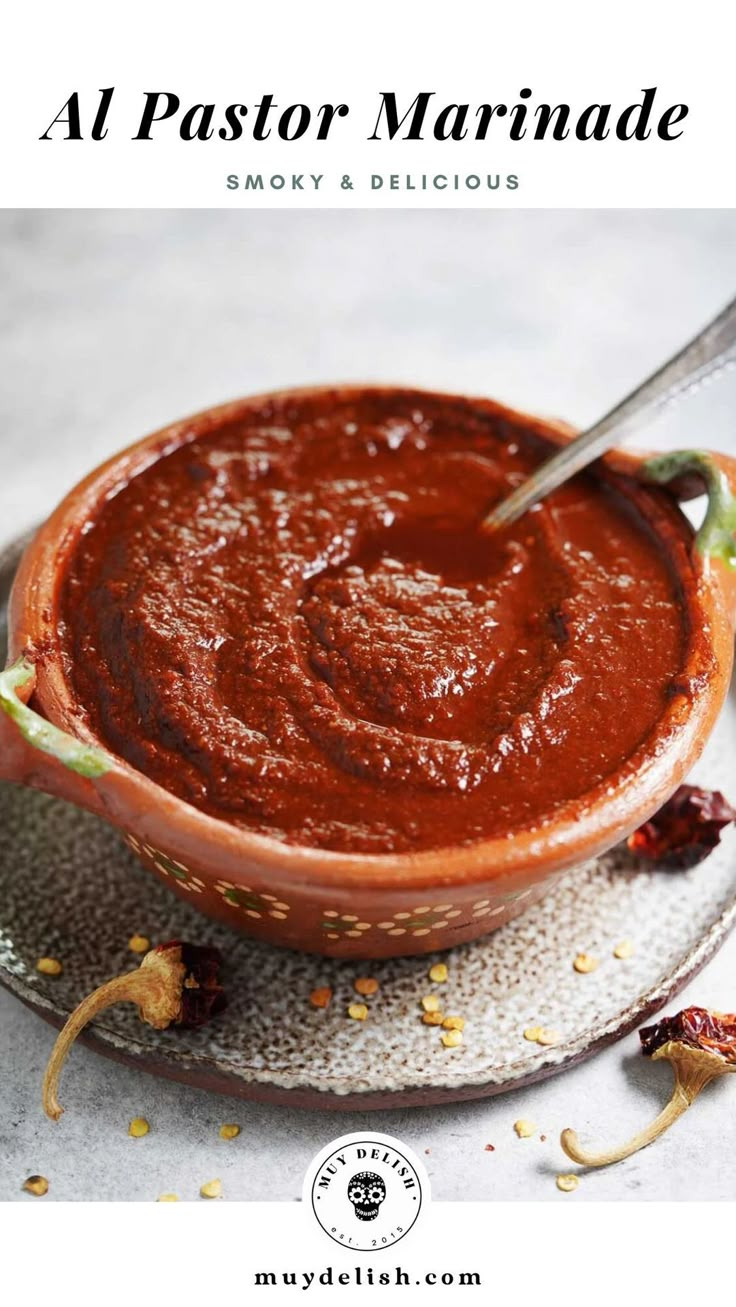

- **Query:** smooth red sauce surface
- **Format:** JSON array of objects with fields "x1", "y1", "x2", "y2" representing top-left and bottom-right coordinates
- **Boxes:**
[{"x1": 59, "y1": 390, "x2": 690, "y2": 853}]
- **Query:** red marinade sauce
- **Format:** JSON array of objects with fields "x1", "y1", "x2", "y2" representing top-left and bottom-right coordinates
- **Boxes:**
[{"x1": 59, "y1": 389, "x2": 694, "y2": 853}]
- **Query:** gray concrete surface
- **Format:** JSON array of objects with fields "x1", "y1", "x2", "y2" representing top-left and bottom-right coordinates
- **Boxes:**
[{"x1": 1, "y1": 209, "x2": 735, "y2": 1200}]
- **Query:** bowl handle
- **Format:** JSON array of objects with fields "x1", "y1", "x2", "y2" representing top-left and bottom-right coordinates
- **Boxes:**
[
  {"x1": 0, "y1": 656, "x2": 113, "y2": 805},
  {"x1": 641, "y1": 449, "x2": 736, "y2": 569}
]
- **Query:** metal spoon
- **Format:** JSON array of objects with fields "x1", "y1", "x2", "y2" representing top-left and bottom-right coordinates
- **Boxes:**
[{"x1": 482, "y1": 294, "x2": 736, "y2": 532}]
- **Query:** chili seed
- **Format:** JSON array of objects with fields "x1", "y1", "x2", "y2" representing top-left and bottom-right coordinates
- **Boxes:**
[
  {"x1": 347, "y1": 1003, "x2": 368, "y2": 1021},
  {"x1": 440, "y1": 1028, "x2": 463, "y2": 1048},
  {"x1": 309, "y1": 987, "x2": 332, "y2": 1009},
  {"x1": 421, "y1": 994, "x2": 441, "y2": 1013},
  {"x1": 219, "y1": 1124, "x2": 240, "y2": 1140},
  {"x1": 573, "y1": 953, "x2": 599, "y2": 974},
  {"x1": 536, "y1": 1028, "x2": 561, "y2": 1046},
  {"x1": 128, "y1": 934, "x2": 150, "y2": 955},
  {"x1": 157, "y1": 1193, "x2": 179, "y2": 1202},
  {"x1": 35, "y1": 957, "x2": 62, "y2": 977},
  {"x1": 428, "y1": 963, "x2": 448, "y2": 984},
  {"x1": 421, "y1": 1011, "x2": 444, "y2": 1025},
  {"x1": 442, "y1": 1015, "x2": 465, "y2": 1031},
  {"x1": 513, "y1": 1119, "x2": 536, "y2": 1138},
  {"x1": 523, "y1": 1025, "x2": 543, "y2": 1041},
  {"x1": 22, "y1": 1175, "x2": 49, "y2": 1197},
  {"x1": 128, "y1": 1117, "x2": 150, "y2": 1138},
  {"x1": 613, "y1": 940, "x2": 634, "y2": 959},
  {"x1": 200, "y1": 1179, "x2": 222, "y2": 1199},
  {"x1": 556, "y1": 1174, "x2": 579, "y2": 1193},
  {"x1": 353, "y1": 977, "x2": 379, "y2": 997}
]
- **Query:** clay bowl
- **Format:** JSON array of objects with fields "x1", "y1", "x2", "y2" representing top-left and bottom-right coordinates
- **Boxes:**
[{"x1": 1, "y1": 385, "x2": 735, "y2": 959}]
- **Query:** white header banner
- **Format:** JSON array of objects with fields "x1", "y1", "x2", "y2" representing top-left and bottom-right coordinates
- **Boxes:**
[{"x1": 2, "y1": 0, "x2": 733, "y2": 208}]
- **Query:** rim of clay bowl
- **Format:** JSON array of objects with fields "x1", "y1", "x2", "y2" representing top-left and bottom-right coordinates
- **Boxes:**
[{"x1": 5, "y1": 384, "x2": 736, "y2": 892}]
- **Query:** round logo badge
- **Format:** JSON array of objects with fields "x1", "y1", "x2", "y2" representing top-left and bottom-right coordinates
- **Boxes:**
[{"x1": 304, "y1": 1132, "x2": 428, "y2": 1252}]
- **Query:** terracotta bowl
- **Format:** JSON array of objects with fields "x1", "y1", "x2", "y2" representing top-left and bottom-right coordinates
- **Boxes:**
[{"x1": 1, "y1": 386, "x2": 735, "y2": 959}]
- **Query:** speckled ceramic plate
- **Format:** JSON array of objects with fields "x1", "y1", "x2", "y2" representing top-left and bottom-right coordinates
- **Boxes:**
[{"x1": 1, "y1": 533, "x2": 735, "y2": 1109}]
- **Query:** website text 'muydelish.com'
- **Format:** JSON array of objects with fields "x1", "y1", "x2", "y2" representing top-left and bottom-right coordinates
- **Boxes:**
[{"x1": 254, "y1": 1267, "x2": 482, "y2": 1289}]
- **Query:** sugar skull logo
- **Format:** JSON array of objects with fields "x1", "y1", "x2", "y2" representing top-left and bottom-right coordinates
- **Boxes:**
[
  {"x1": 347, "y1": 1170, "x2": 386, "y2": 1221},
  {"x1": 305, "y1": 1132, "x2": 428, "y2": 1252}
]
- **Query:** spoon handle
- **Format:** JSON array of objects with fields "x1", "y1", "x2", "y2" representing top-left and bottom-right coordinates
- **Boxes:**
[{"x1": 483, "y1": 294, "x2": 736, "y2": 531}]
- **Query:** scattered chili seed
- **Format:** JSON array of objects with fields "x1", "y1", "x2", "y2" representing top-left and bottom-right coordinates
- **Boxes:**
[
  {"x1": 556, "y1": 1174, "x2": 579, "y2": 1193},
  {"x1": 613, "y1": 940, "x2": 634, "y2": 960},
  {"x1": 347, "y1": 1003, "x2": 368, "y2": 1021},
  {"x1": 309, "y1": 987, "x2": 332, "y2": 1009},
  {"x1": 35, "y1": 957, "x2": 62, "y2": 977},
  {"x1": 128, "y1": 1117, "x2": 150, "y2": 1138},
  {"x1": 128, "y1": 934, "x2": 150, "y2": 955},
  {"x1": 442, "y1": 1015, "x2": 465, "y2": 1031},
  {"x1": 536, "y1": 1028, "x2": 561, "y2": 1046},
  {"x1": 22, "y1": 1175, "x2": 49, "y2": 1197},
  {"x1": 157, "y1": 1193, "x2": 179, "y2": 1202},
  {"x1": 573, "y1": 953, "x2": 599, "y2": 974},
  {"x1": 440, "y1": 1028, "x2": 463, "y2": 1048},
  {"x1": 523, "y1": 1025, "x2": 543, "y2": 1042},
  {"x1": 422, "y1": 1011, "x2": 444, "y2": 1026},
  {"x1": 421, "y1": 994, "x2": 441, "y2": 1013},
  {"x1": 513, "y1": 1119, "x2": 536, "y2": 1138},
  {"x1": 219, "y1": 1124, "x2": 240, "y2": 1140},
  {"x1": 353, "y1": 977, "x2": 379, "y2": 997},
  {"x1": 200, "y1": 1179, "x2": 222, "y2": 1199},
  {"x1": 428, "y1": 963, "x2": 448, "y2": 984}
]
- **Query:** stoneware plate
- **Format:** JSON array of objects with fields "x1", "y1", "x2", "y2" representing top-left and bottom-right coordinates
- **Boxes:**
[{"x1": 1, "y1": 533, "x2": 735, "y2": 1109}]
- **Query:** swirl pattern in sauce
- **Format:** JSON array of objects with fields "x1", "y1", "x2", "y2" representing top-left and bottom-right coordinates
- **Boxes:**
[{"x1": 60, "y1": 390, "x2": 689, "y2": 852}]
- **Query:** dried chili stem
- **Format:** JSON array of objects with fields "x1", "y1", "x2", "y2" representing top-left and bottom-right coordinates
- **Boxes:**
[
  {"x1": 560, "y1": 1046, "x2": 725, "y2": 1168},
  {"x1": 42, "y1": 951, "x2": 186, "y2": 1121}
]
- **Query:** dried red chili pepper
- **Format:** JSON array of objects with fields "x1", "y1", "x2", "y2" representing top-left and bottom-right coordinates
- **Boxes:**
[
  {"x1": 561, "y1": 1005, "x2": 736, "y2": 1168},
  {"x1": 41, "y1": 941, "x2": 226, "y2": 1120},
  {"x1": 627, "y1": 784, "x2": 736, "y2": 869}
]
